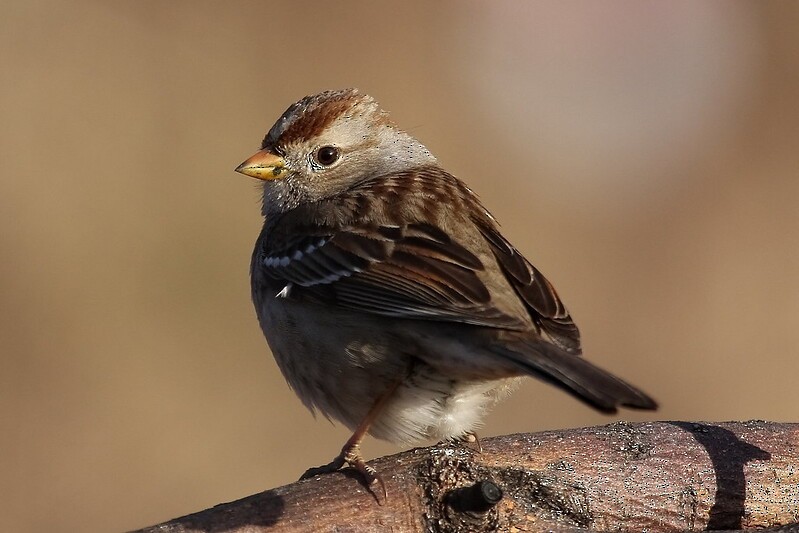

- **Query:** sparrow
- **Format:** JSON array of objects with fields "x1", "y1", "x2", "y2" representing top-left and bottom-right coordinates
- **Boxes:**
[{"x1": 236, "y1": 88, "x2": 657, "y2": 495}]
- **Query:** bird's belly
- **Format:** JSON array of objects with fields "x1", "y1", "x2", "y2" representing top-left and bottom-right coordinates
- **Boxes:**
[
  {"x1": 373, "y1": 372, "x2": 522, "y2": 444},
  {"x1": 257, "y1": 297, "x2": 407, "y2": 428},
  {"x1": 255, "y1": 296, "x2": 520, "y2": 444}
]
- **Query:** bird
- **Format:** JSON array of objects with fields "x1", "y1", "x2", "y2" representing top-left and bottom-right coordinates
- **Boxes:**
[{"x1": 235, "y1": 88, "x2": 657, "y2": 496}]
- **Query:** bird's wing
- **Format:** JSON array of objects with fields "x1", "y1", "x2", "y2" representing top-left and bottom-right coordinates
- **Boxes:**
[
  {"x1": 474, "y1": 219, "x2": 582, "y2": 354},
  {"x1": 257, "y1": 220, "x2": 526, "y2": 329}
]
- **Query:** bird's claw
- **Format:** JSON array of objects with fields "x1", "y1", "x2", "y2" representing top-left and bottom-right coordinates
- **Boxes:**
[
  {"x1": 449, "y1": 432, "x2": 483, "y2": 453},
  {"x1": 299, "y1": 447, "x2": 387, "y2": 502}
]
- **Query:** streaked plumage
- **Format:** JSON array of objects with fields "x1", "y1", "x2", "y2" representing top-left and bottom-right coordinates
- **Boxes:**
[{"x1": 237, "y1": 88, "x2": 657, "y2": 493}]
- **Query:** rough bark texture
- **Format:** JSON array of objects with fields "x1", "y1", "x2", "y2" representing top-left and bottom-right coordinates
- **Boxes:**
[{"x1": 135, "y1": 421, "x2": 799, "y2": 532}]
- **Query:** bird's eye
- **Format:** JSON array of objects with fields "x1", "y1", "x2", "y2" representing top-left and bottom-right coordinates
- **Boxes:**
[{"x1": 314, "y1": 146, "x2": 340, "y2": 167}]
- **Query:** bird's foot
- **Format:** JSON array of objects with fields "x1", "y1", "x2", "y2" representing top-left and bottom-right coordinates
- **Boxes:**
[
  {"x1": 448, "y1": 431, "x2": 483, "y2": 453},
  {"x1": 299, "y1": 443, "x2": 386, "y2": 502},
  {"x1": 299, "y1": 456, "x2": 345, "y2": 480}
]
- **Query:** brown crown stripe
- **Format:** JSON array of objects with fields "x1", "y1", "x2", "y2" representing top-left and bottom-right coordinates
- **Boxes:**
[{"x1": 262, "y1": 89, "x2": 366, "y2": 148}]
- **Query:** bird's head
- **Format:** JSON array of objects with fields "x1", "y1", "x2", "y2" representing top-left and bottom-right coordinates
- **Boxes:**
[{"x1": 236, "y1": 89, "x2": 436, "y2": 217}]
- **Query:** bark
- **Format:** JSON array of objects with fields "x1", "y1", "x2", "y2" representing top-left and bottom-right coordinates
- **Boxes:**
[{"x1": 135, "y1": 421, "x2": 799, "y2": 533}]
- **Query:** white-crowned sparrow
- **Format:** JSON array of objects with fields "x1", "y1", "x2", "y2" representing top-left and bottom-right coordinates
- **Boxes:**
[{"x1": 236, "y1": 89, "x2": 656, "y2": 495}]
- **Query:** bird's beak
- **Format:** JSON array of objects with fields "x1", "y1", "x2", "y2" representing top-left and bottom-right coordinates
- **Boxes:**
[{"x1": 235, "y1": 149, "x2": 287, "y2": 180}]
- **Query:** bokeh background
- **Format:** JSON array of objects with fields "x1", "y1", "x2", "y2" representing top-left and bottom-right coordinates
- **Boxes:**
[{"x1": 2, "y1": 1, "x2": 798, "y2": 531}]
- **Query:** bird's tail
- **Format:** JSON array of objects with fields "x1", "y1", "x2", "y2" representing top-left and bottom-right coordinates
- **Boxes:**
[{"x1": 497, "y1": 340, "x2": 657, "y2": 413}]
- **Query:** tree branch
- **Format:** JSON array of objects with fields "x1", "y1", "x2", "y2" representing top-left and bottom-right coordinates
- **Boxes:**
[{"x1": 135, "y1": 421, "x2": 799, "y2": 532}]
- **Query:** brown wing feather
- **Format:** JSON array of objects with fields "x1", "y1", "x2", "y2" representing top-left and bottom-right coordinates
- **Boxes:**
[
  {"x1": 476, "y1": 220, "x2": 582, "y2": 355},
  {"x1": 258, "y1": 211, "x2": 525, "y2": 329}
]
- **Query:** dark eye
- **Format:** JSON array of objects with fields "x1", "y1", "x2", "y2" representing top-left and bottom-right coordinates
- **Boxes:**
[{"x1": 314, "y1": 146, "x2": 340, "y2": 166}]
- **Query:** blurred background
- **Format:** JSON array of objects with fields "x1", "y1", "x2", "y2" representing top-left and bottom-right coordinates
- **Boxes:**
[{"x1": 2, "y1": 1, "x2": 797, "y2": 531}]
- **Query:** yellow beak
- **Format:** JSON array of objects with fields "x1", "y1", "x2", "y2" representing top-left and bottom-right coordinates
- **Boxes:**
[{"x1": 235, "y1": 149, "x2": 287, "y2": 180}]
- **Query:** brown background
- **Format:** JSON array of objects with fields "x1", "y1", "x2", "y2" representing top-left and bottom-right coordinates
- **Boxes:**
[{"x1": 2, "y1": 2, "x2": 798, "y2": 531}]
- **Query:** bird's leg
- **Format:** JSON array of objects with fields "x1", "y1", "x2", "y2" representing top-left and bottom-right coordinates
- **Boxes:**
[
  {"x1": 462, "y1": 431, "x2": 483, "y2": 453},
  {"x1": 448, "y1": 431, "x2": 483, "y2": 453},
  {"x1": 300, "y1": 378, "x2": 403, "y2": 500}
]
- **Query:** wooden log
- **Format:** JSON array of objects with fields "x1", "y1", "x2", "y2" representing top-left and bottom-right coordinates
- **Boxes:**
[{"x1": 135, "y1": 421, "x2": 799, "y2": 532}]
